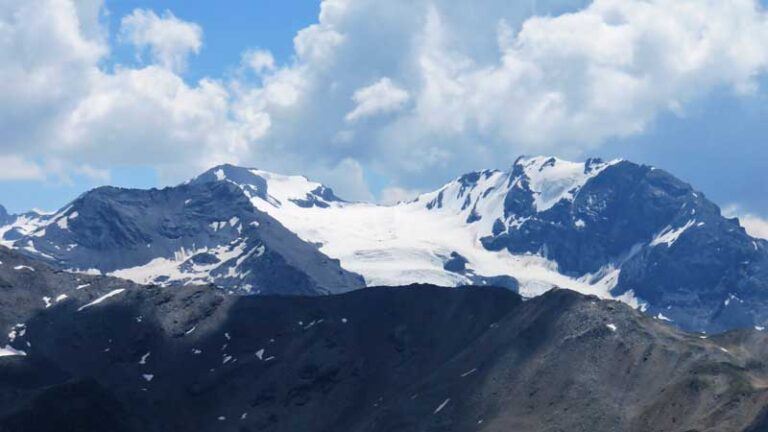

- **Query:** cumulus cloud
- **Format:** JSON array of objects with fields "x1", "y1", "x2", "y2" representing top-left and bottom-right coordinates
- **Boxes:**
[
  {"x1": 0, "y1": 0, "x2": 269, "y2": 184},
  {"x1": 246, "y1": 0, "x2": 768, "y2": 191},
  {"x1": 119, "y1": 9, "x2": 202, "y2": 72},
  {"x1": 346, "y1": 78, "x2": 410, "y2": 122},
  {"x1": 724, "y1": 205, "x2": 768, "y2": 240},
  {"x1": 379, "y1": 186, "x2": 423, "y2": 205},
  {"x1": 3, "y1": 0, "x2": 768, "y2": 203},
  {"x1": 242, "y1": 49, "x2": 276, "y2": 74},
  {"x1": 740, "y1": 215, "x2": 768, "y2": 240},
  {"x1": 0, "y1": 157, "x2": 45, "y2": 181}
]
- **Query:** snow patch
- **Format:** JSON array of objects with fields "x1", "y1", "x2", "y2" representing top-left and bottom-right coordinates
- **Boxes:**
[
  {"x1": 518, "y1": 157, "x2": 618, "y2": 212},
  {"x1": 0, "y1": 345, "x2": 26, "y2": 357},
  {"x1": 77, "y1": 289, "x2": 126, "y2": 311},
  {"x1": 433, "y1": 398, "x2": 451, "y2": 414},
  {"x1": 650, "y1": 220, "x2": 696, "y2": 248},
  {"x1": 13, "y1": 265, "x2": 34, "y2": 272}
]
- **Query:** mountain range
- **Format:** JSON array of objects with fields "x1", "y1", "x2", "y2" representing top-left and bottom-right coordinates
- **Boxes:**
[
  {"x1": 1, "y1": 245, "x2": 768, "y2": 431},
  {"x1": 1, "y1": 156, "x2": 767, "y2": 333}
]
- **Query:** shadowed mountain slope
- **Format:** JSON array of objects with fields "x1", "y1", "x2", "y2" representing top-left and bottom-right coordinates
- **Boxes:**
[{"x1": 1, "y1": 247, "x2": 767, "y2": 431}]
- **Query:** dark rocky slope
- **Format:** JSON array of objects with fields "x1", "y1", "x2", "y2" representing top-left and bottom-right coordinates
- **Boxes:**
[
  {"x1": 474, "y1": 157, "x2": 768, "y2": 332},
  {"x1": 3, "y1": 180, "x2": 363, "y2": 295},
  {"x1": 1, "y1": 249, "x2": 768, "y2": 432}
]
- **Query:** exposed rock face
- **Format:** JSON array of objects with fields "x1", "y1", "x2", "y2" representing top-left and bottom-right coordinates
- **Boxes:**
[
  {"x1": 473, "y1": 158, "x2": 768, "y2": 332},
  {"x1": 0, "y1": 180, "x2": 363, "y2": 295},
  {"x1": 1, "y1": 251, "x2": 768, "y2": 432}
]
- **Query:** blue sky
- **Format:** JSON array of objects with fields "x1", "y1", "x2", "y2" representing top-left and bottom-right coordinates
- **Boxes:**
[
  {"x1": 103, "y1": 1, "x2": 318, "y2": 81},
  {"x1": 0, "y1": 0, "x2": 766, "y2": 237}
]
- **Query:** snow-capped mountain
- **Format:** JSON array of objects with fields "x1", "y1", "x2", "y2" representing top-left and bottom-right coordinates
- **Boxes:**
[
  {"x1": 0, "y1": 180, "x2": 363, "y2": 295},
  {"x1": 2, "y1": 156, "x2": 767, "y2": 332}
]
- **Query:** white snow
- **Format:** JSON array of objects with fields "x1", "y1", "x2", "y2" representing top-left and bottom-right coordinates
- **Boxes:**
[
  {"x1": 68, "y1": 268, "x2": 102, "y2": 276},
  {"x1": 517, "y1": 157, "x2": 618, "y2": 212},
  {"x1": 55, "y1": 215, "x2": 69, "y2": 230},
  {"x1": 724, "y1": 294, "x2": 743, "y2": 307},
  {"x1": 142, "y1": 374, "x2": 154, "y2": 382},
  {"x1": 42, "y1": 296, "x2": 52, "y2": 308},
  {"x1": 13, "y1": 265, "x2": 34, "y2": 272},
  {"x1": 77, "y1": 289, "x2": 126, "y2": 311},
  {"x1": 234, "y1": 161, "x2": 626, "y2": 302},
  {"x1": 460, "y1": 368, "x2": 477, "y2": 377},
  {"x1": 433, "y1": 398, "x2": 451, "y2": 414},
  {"x1": 606, "y1": 323, "x2": 617, "y2": 332},
  {"x1": 756, "y1": 326, "x2": 765, "y2": 331},
  {"x1": 5, "y1": 157, "x2": 651, "y2": 312},
  {"x1": 255, "y1": 349, "x2": 265, "y2": 360},
  {"x1": 139, "y1": 352, "x2": 150, "y2": 365},
  {"x1": 8, "y1": 324, "x2": 25, "y2": 342},
  {"x1": 0, "y1": 345, "x2": 26, "y2": 357},
  {"x1": 0, "y1": 212, "x2": 50, "y2": 248},
  {"x1": 55, "y1": 294, "x2": 68, "y2": 302},
  {"x1": 198, "y1": 157, "x2": 637, "y2": 304},
  {"x1": 110, "y1": 241, "x2": 250, "y2": 286},
  {"x1": 656, "y1": 313, "x2": 673, "y2": 322},
  {"x1": 650, "y1": 220, "x2": 696, "y2": 248}
]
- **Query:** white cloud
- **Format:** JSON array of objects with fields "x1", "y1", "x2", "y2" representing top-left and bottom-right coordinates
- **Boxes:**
[
  {"x1": 0, "y1": 157, "x2": 45, "y2": 181},
  {"x1": 0, "y1": 0, "x2": 267, "y2": 185},
  {"x1": 740, "y1": 214, "x2": 768, "y2": 240},
  {"x1": 3, "y1": 0, "x2": 768, "y2": 203},
  {"x1": 312, "y1": 158, "x2": 373, "y2": 202},
  {"x1": 379, "y1": 186, "x2": 422, "y2": 205},
  {"x1": 119, "y1": 9, "x2": 202, "y2": 72},
  {"x1": 346, "y1": 78, "x2": 410, "y2": 122},
  {"x1": 246, "y1": 0, "x2": 768, "y2": 191},
  {"x1": 242, "y1": 49, "x2": 275, "y2": 74},
  {"x1": 724, "y1": 205, "x2": 768, "y2": 240}
]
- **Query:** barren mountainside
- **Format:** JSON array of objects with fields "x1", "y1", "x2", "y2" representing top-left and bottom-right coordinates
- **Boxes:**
[{"x1": 1, "y1": 247, "x2": 768, "y2": 431}]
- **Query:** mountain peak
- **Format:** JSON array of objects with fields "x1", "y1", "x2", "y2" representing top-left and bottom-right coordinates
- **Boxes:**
[
  {"x1": 510, "y1": 155, "x2": 622, "y2": 212},
  {"x1": 190, "y1": 164, "x2": 344, "y2": 210}
]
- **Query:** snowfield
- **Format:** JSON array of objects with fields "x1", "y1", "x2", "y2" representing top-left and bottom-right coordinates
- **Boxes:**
[{"x1": 223, "y1": 157, "x2": 634, "y2": 303}]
